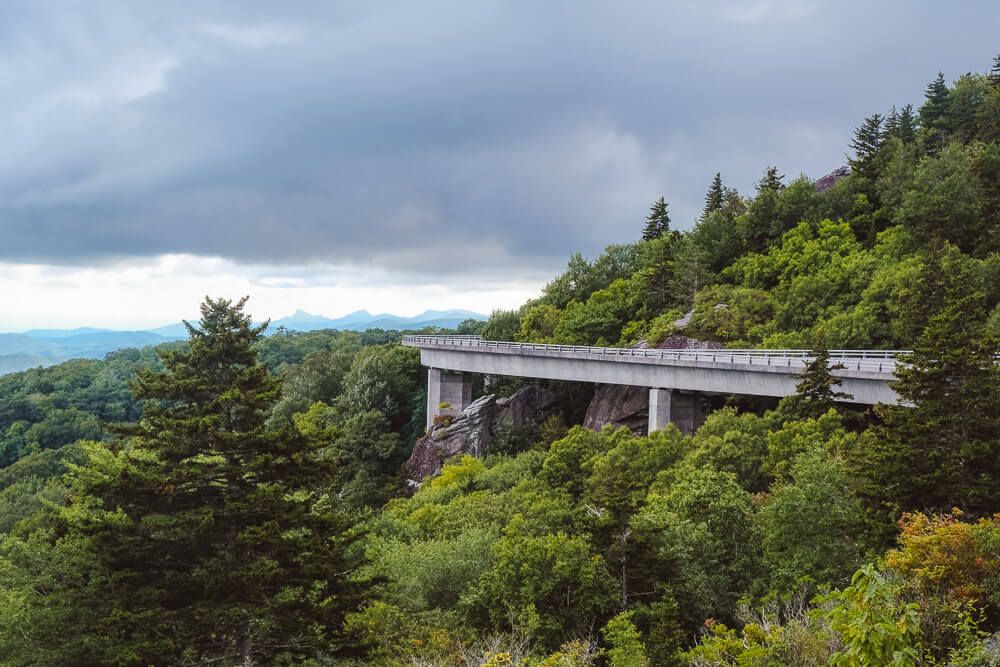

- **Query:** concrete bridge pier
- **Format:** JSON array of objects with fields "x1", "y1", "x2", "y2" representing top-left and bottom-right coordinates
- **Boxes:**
[
  {"x1": 426, "y1": 368, "x2": 473, "y2": 431},
  {"x1": 648, "y1": 388, "x2": 704, "y2": 435}
]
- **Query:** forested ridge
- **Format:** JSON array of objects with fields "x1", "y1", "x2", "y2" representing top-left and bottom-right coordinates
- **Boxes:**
[{"x1": 1, "y1": 59, "x2": 1000, "y2": 665}]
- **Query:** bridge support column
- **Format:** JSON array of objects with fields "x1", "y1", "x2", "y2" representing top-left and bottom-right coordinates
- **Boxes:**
[
  {"x1": 648, "y1": 388, "x2": 704, "y2": 435},
  {"x1": 426, "y1": 368, "x2": 473, "y2": 432}
]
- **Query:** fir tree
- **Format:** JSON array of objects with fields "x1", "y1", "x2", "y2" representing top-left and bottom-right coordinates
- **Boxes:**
[
  {"x1": 898, "y1": 242, "x2": 952, "y2": 341},
  {"x1": 48, "y1": 297, "x2": 368, "y2": 664},
  {"x1": 920, "y1": 72, "x2": 951, "y2": 152},
  {"x1": 642, "y1": 196, "x2": 671, "y2": 240},
  {"x1": 636, "y1": 234, "x2": 678, "y2": 315},
  {"x1": 703, "y1": 173, "x2": 724, "y2": 218},
  {"x1": 884, "y1": 106, "x2": 900, "y2": 137},
  {"x1": 788, "y1": 346, "x2": 852, "y2": 420},
  {"x1": 670, "y1": 235, "x2": 710, "y2": 310},
  {"x1": 757, "y1": 166, "x2": 785, "y2": 193},
  {"x1": 921, "y1": 72, "x2": 951, "y2": 125},
  {"x1": 873, "y1": 288, "x2": 1000, "y2": 516},
  {"x1": 897, "y1": 103, "x2": 918, "y2": 144},
  {"x1": 849, "y1": 113, "x2": 884, "y2": 181}
]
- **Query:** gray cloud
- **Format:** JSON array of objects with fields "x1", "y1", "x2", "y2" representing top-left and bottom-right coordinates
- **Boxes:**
[{"x1": 0, "y1": 1, "x2": 998, "y2": 277}]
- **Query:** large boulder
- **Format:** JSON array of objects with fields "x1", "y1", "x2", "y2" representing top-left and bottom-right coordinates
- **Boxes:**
[
  {"x1": 406, "y1": 384, "x2": 556, "y2": 482},
  {"x1": 583, "y1": 384, "x2": 648, "y2": 433},
  {"x1": 584, "y1": 335, "x2": 721, "y2": 434}
]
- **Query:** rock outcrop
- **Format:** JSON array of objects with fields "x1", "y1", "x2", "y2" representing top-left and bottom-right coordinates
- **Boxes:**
[
  {"x1": 815, "y1": 165, "x2": 850, "y2": 192},
  {"x1": 583, "y1": 335, "x2": 722, "y2": 433},
  {"x1": 655, "y1": 335, "x2": 724, "y2": 350},
  {"x1": 583, "y1": 384, "x2": 648, "y2": 433},
  {"x1": 406, "y1": 384, "x2": 556, "y2": 482}
]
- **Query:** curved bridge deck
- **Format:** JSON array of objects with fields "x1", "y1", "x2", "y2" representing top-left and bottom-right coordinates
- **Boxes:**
[{"x1": 402, "y1": 335, "x2": 902, "y2": 432}]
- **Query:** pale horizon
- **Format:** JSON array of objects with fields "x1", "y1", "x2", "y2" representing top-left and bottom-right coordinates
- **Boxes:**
[{"x1": 0, "y1": 254, "x2": 536, "y2": 332}]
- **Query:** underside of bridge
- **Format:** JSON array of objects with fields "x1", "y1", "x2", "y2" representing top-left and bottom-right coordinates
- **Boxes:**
[
  {"x1": 409, "y1": 336, "x2": 899, "y2": 437},
  {"x1": 425, "y1": 368, "x2": 707, "y2": 435}
]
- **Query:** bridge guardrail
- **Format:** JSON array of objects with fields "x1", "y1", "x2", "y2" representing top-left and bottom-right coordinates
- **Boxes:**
[{"x1": 401, "y1": 335, "x2": 904, "y2": 374}]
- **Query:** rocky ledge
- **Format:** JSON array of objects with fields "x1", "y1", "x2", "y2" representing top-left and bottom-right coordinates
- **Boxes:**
[{"x1": 406, "y1": 384, "x2": 556, "y2": 483}]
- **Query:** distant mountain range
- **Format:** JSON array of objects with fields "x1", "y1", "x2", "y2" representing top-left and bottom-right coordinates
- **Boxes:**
[
  {"x1": 0, "y1": 309, "x2": 485, "y2": 375},
  {"x1": 269, "y1": 308, "x2": 485, "y2": 333}
]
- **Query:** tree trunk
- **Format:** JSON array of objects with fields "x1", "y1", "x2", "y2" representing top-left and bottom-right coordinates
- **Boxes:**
[
  {"x1": 237, "y1": 620, "x2": 253, "y2": 667},
  {"x1": 620, "y1": 526, "x2": 630, "y2": 609}
]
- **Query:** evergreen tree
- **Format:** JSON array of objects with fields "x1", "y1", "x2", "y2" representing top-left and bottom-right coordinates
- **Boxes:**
[
  {"x1": 636, "y1": 234, "x2": 677, "y2": 315},
  {"x1": 757, "y1": 166, "x2": 785, "y2": 193},
  {"x1": 703, "y1": 173, "x2": 724, "y2": 218},
  {"x1": 691, "y1": 209, "x2": 741, "y2": 273},
  {"x1": 873, "y1": 287, "x2": 1000, "y2": 516},
  {"x1": 787, "y1": 346, "x2": 852, "y2": 420},
  {"x1": 897, "y1": 242, "x2": 953, "y2": 342},
  {"x1": 849, "y1": 113, "x2": 885, "y2": 181},
  {"x1": 884, "y1": 105, "x2": 918, "y2": 144},
  {"x1": 981, "y1": 63, "x2": 1000, "y2": 143},
  {"x1": 741, "y1": 167, "x2": 786, "y2": 252},
  {"x1": 921, "y1": 72, "x2": 951, "y2": 126},
  {"x1": 642, "y1": 197, "x2": 671, "y2": 241},
  {"x1": 920, "y1": 72, "x2": 951, "y2": 152},
  {"x1": 670, "y1": 235, "x2": 710, "y2": 310},
  {"x1": 884, "y1": 106, "x2": 900, "y2": 137},
  {"x1": 897, "y1": 103, "x2": 918, "y2": 144},
  {"x1": 42, "y1": 297, "x2": 367, "y2": 664}
]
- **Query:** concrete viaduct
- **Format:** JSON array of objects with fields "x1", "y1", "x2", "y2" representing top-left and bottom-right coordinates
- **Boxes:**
[{"x1": 402, "y1": 335, "x2": 902, "y2": 434}]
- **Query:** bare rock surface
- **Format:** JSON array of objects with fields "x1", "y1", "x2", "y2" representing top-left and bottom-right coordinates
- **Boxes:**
[
  {"x1": 655, "y1": 335, "x2": 724, "y2": 350},
  {"x1": 585, "y1": 335, "x2": 721, "y2": 433},
  {"x1": 583, "y1": 384, "x2": 648, "y2": 433},
  {"x1": 815, "y1": 165, "x2": 850, "y2": 192},
  {"x1": 406, "y1": 384, "x2": 556, "y2": 482}
]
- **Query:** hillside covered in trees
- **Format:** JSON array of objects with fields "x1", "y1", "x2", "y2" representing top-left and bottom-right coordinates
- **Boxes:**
[{"x1": 0, "y1": 58, "x2": 999, "y2": 665}]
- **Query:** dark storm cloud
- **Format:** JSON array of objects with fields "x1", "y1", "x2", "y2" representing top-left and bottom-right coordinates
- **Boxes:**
[{"x1": 0, "y1": 1, "x2": 997, "y2": 276}]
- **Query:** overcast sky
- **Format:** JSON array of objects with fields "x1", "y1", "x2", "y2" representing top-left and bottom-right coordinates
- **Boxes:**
[{"x1": 1, "y1": 1, "x2": 997, "y2": 330}]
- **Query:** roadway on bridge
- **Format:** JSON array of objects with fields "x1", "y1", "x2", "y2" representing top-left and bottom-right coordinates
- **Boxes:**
[{"x1": 402, "y1": 335, "x2": 901, "y2": 406}]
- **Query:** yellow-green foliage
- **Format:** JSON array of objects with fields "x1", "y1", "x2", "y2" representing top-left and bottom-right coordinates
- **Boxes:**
[{"x1": 600, "y1": 612, "x2": 648, "y2": 667}]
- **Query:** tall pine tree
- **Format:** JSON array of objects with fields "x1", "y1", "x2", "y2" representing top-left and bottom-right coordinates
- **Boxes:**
[
  {"x1": 757, "y1": 166, "x2": 785, "y2": 193},
  {"x1": 897, "y1": 103, "x2": 918, "y2": 144},
  {"x1": 869, "y1": 251, "x2": 1000, "y2": 517},
  {"x1": 38, "y1": 297, "x2": 367, "y2": 664},
  {"x1": 884, "y1": 106, "x2": 900, "y2": 137},
  {"x1": 921, "y1": 72, "x2": 951, "y2": 126},
  {"x1": 920, "y1": 72, "x2": 951, "y2": 152},
  {"x1": 787, "y1": 346, "x2": 852, "y2": 420},
  {"x1": 849, "y1": 113, "x2": 885, "y2": 181},
  {"x1": 642, "y1": 196, "x2": 671, "y2": 240},
  {"x1": 874, "y1": 294, "x2": 1000, "y2": 516},
  {"x1": 702, "y1": 173, "x2": 724, "y2": 218},
  {"x1": 740, "y1": 166, "x2": 785, "y2": 253}
]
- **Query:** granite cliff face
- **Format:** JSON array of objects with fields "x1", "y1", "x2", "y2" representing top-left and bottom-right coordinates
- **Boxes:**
[
  {"x1": 406, "y1": 384, "x2": 556, "y2": 482},
  {"x1": 582, "y1": 384, "x2": 648, "y2": 433},
  {"x1": 579, "y1": 335, "x2": 722, "y2": 434}
]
